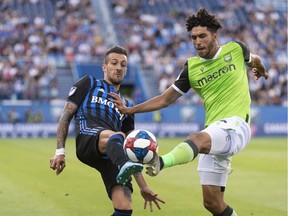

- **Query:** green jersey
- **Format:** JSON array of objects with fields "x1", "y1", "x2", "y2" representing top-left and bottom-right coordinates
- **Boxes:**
[{"x1": 173, "y1": 41, "x2": 251, "y2": 126}]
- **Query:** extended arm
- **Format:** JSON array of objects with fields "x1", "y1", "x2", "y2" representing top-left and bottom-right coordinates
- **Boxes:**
[
  {"x1": 133, "y1": 173, "x2": 165, "y2": 211},
  {"x1": 50, "y1": 101, "x2": 78, "y2": 175},
  {"x1": 110, "y1": 86, "x2": 182, "y2": 114},
  {"x1": 56, "y1": 101, "x2": 77, "y2": 149}
]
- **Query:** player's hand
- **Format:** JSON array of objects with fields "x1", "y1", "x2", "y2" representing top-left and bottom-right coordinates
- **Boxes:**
[
  {"x1": 252, "y1": 68, "x2": 268, "y2": 80},
  {"x1": 140, "y1": 186, "x2": 165, "y2": 212},
  {"x1": 50, "y1": 155, "x2": 66, "y2": 175},
  {"x1": 109, "y1": 92, "x2": 128, "y2": 114}
]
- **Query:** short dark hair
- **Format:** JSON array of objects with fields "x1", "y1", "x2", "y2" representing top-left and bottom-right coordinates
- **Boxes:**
[
  {"x1": 186, "y1": 8, "x2": 222, "y2": 33},
  {"x1": 104, "y1": 45, "x2": 128, "y2": 64}
]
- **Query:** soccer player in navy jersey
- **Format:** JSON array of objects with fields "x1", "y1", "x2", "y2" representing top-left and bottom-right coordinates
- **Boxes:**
[{"x1": 50, "y1": 45, "x2": 164, "y2": 216}]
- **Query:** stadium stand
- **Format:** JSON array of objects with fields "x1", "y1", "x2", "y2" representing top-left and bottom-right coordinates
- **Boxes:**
[
  {"x1": 0, "y1": 0, "x2": 107, "y2": 101},
  {"x1": 0, "y1": 0, "x2": 287, "y2": 106},
  {"x1": 111, "y1": 0, "x2": 287, "y2": 106}
]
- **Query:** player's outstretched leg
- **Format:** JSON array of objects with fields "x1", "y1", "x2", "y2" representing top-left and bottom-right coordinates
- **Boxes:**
[
  {"x1": 117, "y1": 161, "x2": 143, "y2": 185},
  {"x1": 106, "y1": 133, "x2": 144, "y2": 185},
  {"x1": 146, "y1": 154, "x2": 162, "y2": 176},
  {"x1": 146, "y1": 141, "x2": 198, "y2": 176}
]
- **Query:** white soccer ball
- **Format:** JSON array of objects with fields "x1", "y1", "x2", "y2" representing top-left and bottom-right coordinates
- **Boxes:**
[{"x1": 124, "y1": 129, "x2": 158, "y2": 164}]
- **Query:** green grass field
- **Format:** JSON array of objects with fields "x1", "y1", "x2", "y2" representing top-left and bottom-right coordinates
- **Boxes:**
[{"x1": 0, "y1": 137, "x2": 287, "y2": 216}]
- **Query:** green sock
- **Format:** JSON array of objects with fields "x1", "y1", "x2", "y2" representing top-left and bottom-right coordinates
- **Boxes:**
[{"x1": 162, "y1": 142, "x2": 196, "y2": 169}]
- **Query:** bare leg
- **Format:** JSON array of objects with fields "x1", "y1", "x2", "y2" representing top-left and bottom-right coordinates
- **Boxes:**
[{"x1": 202, "y1": 185, "x2": 227, "y2": 214}]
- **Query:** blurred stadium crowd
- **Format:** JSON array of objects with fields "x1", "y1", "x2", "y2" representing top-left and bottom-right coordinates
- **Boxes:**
[{"x1": 0, "y1": 0, "x2": 287, "y2": 106}]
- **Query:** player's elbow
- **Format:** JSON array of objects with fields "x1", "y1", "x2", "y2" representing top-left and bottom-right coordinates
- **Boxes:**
[
  {"x1": 158, "y1": 95, "x2": 174, "y2": 108},
  {"x1": 159, "y1": 86, "x2": 181, "y2": 108},
  {"x1": 162, "y1": 96, "x2": 178, "y2": 108},
  {"x1": 161, "y1": 99, "x2": 170, "y2": 108}
]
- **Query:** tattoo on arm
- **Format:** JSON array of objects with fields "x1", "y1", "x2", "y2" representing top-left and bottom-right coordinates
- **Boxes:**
[{"x1": 57, "y1": 102, "x2": 77, "y2": 149}]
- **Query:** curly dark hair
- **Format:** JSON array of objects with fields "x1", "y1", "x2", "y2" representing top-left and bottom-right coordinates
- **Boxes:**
[{"x1": 186, "y1": 8, "x2": 223, "y2": 33}]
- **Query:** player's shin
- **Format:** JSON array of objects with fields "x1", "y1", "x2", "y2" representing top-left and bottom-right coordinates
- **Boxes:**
[
  {"x1": 106, "y1": 134, "x2": 127, "y2": 167},
  {"x1": 162, "y1": 140, "x2": 199, "y2": 169},
  {"x1": 107, "y1": 134, "x2": 143, "y2": 184}
]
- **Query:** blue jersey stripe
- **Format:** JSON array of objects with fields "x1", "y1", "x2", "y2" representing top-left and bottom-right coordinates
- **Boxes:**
[{"x1": 74, "y1": 76, "x2": 134, "y2": 134}]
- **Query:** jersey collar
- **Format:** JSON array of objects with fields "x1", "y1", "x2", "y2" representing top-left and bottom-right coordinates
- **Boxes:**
[
  {"x1": 200, "y1": 46, "x2": 222, "y2": 61},
  {"x1": 102, "y1": 80, "x2": 120, "y2": 94}
]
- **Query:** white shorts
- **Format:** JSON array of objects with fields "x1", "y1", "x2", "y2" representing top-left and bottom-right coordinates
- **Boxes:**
[{"x1": 198, "y1": 116, "x2": 251, "y2": 187}]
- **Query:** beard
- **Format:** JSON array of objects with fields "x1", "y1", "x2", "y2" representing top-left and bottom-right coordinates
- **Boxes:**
[
  {"x1": 197, "y1": 40, "x2": 215, "y2": 59},
  {"x1": 107, "y1": 75, "x2": 123, "y2": 85}
]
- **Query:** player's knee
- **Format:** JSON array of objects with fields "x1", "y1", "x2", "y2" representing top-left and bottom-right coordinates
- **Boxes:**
[
  {"x1": 113, "y1": 131, "x2": 126, "y2": 139},
  {"x1": 99, "y1": 131, "x2": 126, "y2": 153},
  {"x1": 111, "y1": 185, "x2": 132, "y2": 210},
  {"x1": 187, "y1": 132, "x2": 211, "y2": 153}
]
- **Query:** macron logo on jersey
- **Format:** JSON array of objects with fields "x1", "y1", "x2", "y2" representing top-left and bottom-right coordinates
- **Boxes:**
[{"x1": 197, "y1": 64, "x2": 236, "y2": 87}]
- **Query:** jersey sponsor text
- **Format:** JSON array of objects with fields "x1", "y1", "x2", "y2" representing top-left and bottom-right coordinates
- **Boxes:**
[{"x1": 197, "y1": 64, "x2": 236, "y2": 87}]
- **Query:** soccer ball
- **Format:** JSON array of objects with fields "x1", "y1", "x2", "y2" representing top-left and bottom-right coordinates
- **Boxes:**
[{"x1": 124, "y1": 129, "x2": 158, "y2": 164}]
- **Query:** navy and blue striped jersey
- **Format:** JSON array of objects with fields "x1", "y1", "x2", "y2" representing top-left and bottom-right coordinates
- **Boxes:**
[{"x1": 67, "y1": 75, "x2": 134, "y2": 135}]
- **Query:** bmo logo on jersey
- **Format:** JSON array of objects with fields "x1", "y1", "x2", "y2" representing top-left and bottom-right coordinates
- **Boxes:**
[
  {"x1": 91, "y1": 96, "x2": 124, "y2": 120},
  {"x1": 91, "y1": 96, "x2": 113, "y2": 106}
]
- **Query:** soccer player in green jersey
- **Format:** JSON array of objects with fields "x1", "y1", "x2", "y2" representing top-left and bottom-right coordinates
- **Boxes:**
[{"x1": 110, "y1": 8, "x2": 268, "y2": 216}]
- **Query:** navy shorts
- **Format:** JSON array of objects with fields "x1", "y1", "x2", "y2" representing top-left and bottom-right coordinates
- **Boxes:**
[{"x1": 75, "y1": 131, "x2": 133, "y2": 199}]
